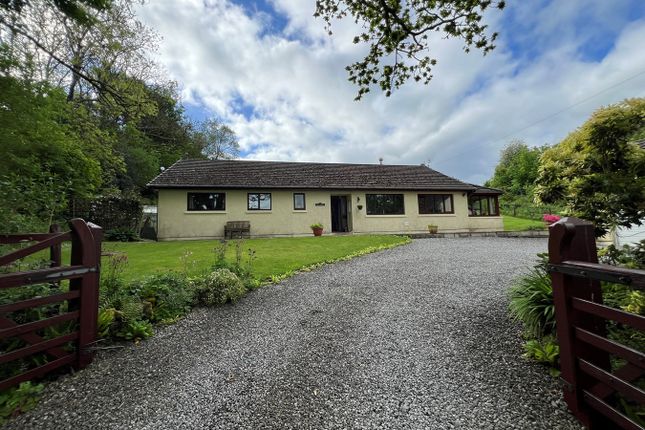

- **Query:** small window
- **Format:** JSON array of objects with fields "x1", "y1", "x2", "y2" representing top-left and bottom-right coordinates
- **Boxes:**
[
  {"x1": 248, "y1": 193, "x2": 272, "y2": 211},
  {"x1": 366, "y1": 194, "x2": 404, "y2": 215},
  {"x1": 187, "y1": 192, "x2": 226, "y2": 211},
  {"x1": 418, "y1": 194, "x2": 453, "y2": 214},
  {"x1": 293, "y1": 193, "x2": 306, "y2": 210},
  {"x1": 468, "y1": 195, "x2": 499, "y2": 216}
]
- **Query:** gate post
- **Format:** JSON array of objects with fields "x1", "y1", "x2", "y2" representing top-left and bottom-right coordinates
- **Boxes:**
[
  {"x1": 548, "y1": 217, "x2": 610, "y2": 429},
  {"x1": 69, "y1": 219, "x2": 102, "y2": 369}
]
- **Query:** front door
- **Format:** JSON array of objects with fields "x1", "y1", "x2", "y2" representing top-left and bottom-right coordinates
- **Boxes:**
[{"x1": 331, "y1": 196, "x2": 349, "y2": 232}]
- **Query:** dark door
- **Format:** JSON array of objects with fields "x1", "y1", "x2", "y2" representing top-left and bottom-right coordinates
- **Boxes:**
[{"x1": 331, "y1": 196, "x2": 349, "y2": 232}]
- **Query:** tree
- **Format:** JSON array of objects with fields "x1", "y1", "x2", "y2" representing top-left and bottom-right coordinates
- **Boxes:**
[
  {"x1": 196, "y1": 119, "x2": 240, "y2": 160},
  {"x1": 535, "y1": 98, "x2": 645, "y2": 236},
  {"x1": 487, "y1": 140, "x2": 543, "y2": 196},
  {"x1": 0, "y1": 0, "x2": 109, "y2": 24},
  {"x1": 136, "y1": 82, "x2": 203, "y2": 169},
  {"x1": 486, "y1": 141, "x2": 558, "y2": 219},
  {"x1": 0, "y1": 72, "x2": 103, "y2": 231},
  {"x1": 1, "y1": 0, "x2": 157, "y2": 113},
  {"x1": 315, "y1": 0, "x2": 505, "y2": 99}
]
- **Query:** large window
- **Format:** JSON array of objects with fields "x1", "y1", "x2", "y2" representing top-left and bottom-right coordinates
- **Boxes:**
[
  {"x1": 418, "y1": 194, "x2": 453, "y2": 214},
  {"x1": 187, "y1": 192, "x2": 226, "y2": 211},
  {"x1": 293, "y1": 193, "x2": 306, "y2": 210},
  {"x1": 248, "y1": 193, "x2": 272, "y2": 211},
  {"x1": 468, "y1": 195, "x2": 499, "y2": 216},
  {"x1": 366, "y1": 194, "x2": 405, "y2": 215}
]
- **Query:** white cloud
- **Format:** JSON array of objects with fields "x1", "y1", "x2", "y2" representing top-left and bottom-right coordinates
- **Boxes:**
[{"x1": 137, "y1": 0, "x2": 645, "y2": 184}]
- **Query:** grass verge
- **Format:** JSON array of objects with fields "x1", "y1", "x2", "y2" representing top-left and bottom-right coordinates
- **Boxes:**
[
  {"x1": 105, "y1": 234, "x2": 410, "y2": 281},
  {"x1": 503, "y1": 216, "x2": 546, "y2": 232}
]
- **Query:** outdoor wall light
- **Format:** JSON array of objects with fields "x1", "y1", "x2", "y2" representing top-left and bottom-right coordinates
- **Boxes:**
[{"x1": 357, "y1": 196, "x2": 361, "y2": 202}]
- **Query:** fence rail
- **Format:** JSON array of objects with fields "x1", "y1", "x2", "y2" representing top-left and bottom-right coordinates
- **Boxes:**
[
  {"x1": 0, "y1": 219, "x2": 102, "y2": 392},
  {"x1": 548, "y1": 217, "x2": 645, "y2": 430}
]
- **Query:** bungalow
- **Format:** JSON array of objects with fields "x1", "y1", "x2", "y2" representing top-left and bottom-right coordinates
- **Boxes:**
[{"x1": 147, "y1": 159, "x2": 503, "y2": 240}]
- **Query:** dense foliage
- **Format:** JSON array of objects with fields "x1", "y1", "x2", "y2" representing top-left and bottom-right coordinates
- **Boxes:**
[
  {"x1": 535, "y1": 98, "x2": 645, "y2": 236},
  {"x1": 485, "y1": 141, "x2": 563, "y2": 220},
  {"x1": 509, "y1": 241, "x2": 645, "y2": 423},
  {"x1": 72, "y1": 196, "x2": 143, "y2": 239},
  {"x1": 508, "y1": 254, "x2": 555, "y2": 339},
  {"x1": 0, "y1": 0, "x2": 110, "y2": 25},
  {"x1": 0, "y1": 0, "x2": 239, "y2": 233},
  {"x1": 315, "y1": 0, "x2": 505, "y2": 99},
  {"x1": 487, "y1": 141, "x2": 543, "y2": 196}
]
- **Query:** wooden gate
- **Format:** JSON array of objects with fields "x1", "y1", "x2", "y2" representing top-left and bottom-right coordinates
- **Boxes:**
[
  {"x1": 548, "y1": 217, "x2": 645, "y2": 429},
  {"x1": 0, "y1": 219, "x2": 102, "y2": 391}
]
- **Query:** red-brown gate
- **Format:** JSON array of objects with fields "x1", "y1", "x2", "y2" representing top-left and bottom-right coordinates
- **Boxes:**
[
  {"x1": 0, "y1": 219, "x2": 102, "y2": 391},
  {"x1": 548, "y1": 217, "x2": 645, "y2": 429}
]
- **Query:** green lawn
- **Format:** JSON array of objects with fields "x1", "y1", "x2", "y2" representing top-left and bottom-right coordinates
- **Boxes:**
[
  {"x1": 100, "y1": 235, "x2": 409, "y2": 282},
  {"x1": 503, "y1": 215, "x2": 546, "y2": 232}
]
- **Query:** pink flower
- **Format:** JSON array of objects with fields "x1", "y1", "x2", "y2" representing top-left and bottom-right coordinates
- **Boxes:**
[{"x1": 543, "y1": 214, "x2": 561, "y2": 224}]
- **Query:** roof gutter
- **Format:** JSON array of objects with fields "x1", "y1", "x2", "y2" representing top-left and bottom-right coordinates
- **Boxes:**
[{"x1": 147, "y1": 184, "x2": 478, "y2": 192}]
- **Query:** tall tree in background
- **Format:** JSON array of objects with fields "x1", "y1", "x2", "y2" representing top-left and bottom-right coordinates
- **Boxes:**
[
  {"x1": 535, "y1": 98, "x2": 645, "y2": 235},
  {"x1": 196, "y1": 119, "x2": 240, "y2": 160},
  {"x1": 315, "y1": 0, "x2": 505, "y2": 99},
  {"x1": 487, "y1": 140, "x2": 543, "y2": 195},
  {"x1": 136, "y1": 82, "x2": 202, "y2": 168},
  {"x1": 486, "y1": 141, "x2": 554, "y2": 219},
  {"x1": 1, "y1": 0, "x2": 158, "y2": 114},
  {"x1": 0, "y1": 0, "x2": 109, "y2": 24},
  {"x1": 0, "y1": 0, "x2": 207, "y2": 231}
]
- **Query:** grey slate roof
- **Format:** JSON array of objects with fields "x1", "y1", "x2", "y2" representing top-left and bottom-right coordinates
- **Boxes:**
[
  {"x1": 148, "y1": 159, "x2": 480, "y2": 191},
  {"x1": 470, "y1": 184, "x2": 504, "y2": 195}
]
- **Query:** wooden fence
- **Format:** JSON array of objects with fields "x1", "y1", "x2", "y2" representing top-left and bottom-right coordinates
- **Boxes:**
[
  {"x1": 0, "y1": 219, "x2": 102, "y2": 391},
  {"x1": 548, "y1": 217, "x2": 645, "y2": 429}
]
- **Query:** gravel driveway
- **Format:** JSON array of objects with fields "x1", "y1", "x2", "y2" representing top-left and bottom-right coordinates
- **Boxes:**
[{"x1": 8, "y1": 238, "x2": 582, "y2": 430}]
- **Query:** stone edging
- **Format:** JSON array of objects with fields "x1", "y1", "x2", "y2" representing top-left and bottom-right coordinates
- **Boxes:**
[{"x1": 410, "y1": 230, "x2": 549, "y2": 239}]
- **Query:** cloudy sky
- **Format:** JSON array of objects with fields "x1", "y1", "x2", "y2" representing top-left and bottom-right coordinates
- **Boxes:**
[{"x1": 136, "y1": 0, "x2": 645, "y2": 184}]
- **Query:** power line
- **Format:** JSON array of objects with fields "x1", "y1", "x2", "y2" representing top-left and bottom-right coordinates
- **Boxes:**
[{"x1": 433, "y1": 68, "x2": 645, "y2": 167}]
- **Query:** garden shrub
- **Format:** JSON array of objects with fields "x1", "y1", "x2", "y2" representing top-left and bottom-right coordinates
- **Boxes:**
[
  {"x1": 599, "y1": 241, "x2": 645, "y2": 269},
  {"x1": 126, "y1": 273, "x2": 192, "y2": 323},
  {"x1": 104, "y1": 228, "x2": 140, "y2": 242},
  {"x1": 97, "y1": 308, "x2": 116, "y2": 339},
  {"x1": 0, "y1": 382, "x2": 44, "y2": 425},
  {"x1": 509, "y1": 239, "x2": 645, "y2": 410},
  {"x1": 523, "y1": 336, "x2": 560, "y2": 376},
  {"x1": 192, "y1": 268, "x2": 245, "y2": 307},
  {"x1": 508, "y1": 254, "x2": 556, "y2": 339},
  {"x1": 117, "y1": 320, "x2": 154, "y2": 342},
  {"x1": 211, "y1": 239, "x2": 257, "y2": 289},
  {"x1": 623, "y1": 290, "x2": 645, "y2": 315},
  {"x1": 99, "y1": 254, "x2": 144, "y2": 337},
  {"x1": 71, "y1": 196, "x2": 143, "y2": 232},
  {"x1": 0, "y1": 173, "x2": 68, "y2": 235}
]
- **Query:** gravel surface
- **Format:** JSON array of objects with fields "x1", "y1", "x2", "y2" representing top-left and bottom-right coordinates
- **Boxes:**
[{"x1": 8, "y1": 238, "x2": 583, "y2": 430}]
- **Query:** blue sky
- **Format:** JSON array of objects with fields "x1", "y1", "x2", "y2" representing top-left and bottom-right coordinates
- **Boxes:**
[{"x1": 137, "y1": 0, "x2": 645, "y2": 184}]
